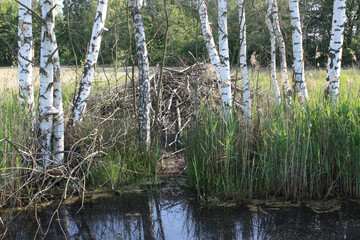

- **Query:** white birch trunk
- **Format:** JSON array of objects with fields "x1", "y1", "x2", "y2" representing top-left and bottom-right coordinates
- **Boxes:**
[
  {"x1": 39, "y1": 0, "x2": 57, "y2": 164},
  {"x1": 218, "y1": 0, "x2": 232, "y2": 115},
  {"x1": 73, "y1": 0, "x2": 109, "y2": 124},
  {"x1": 325, "y1": 0, "x2": 347, "y2": 101},
  {"x1": 266, "y1": 0, "x2": 281, "y2": 105},
  {"x1": 272, "y1": 0, "x2": 292, "y2": 104},
  {"x1": 197, "y1": 0, "x2": 221, "y2": 86},
  {"x1": 238, "y1": 0, "x2": 251, "y2": 125},
  {"x1": 289, "y1": 0, "x2": 308, "y2": 102},
  {"x1": 52, "y1": 47, "x2": 64, "y2": 163},
  {"x1": 130, "y1": 0, "x2": 151, "y2": 150},
  {"x1": 18, "y1": 0, "x2": 34, "y2": 120}
]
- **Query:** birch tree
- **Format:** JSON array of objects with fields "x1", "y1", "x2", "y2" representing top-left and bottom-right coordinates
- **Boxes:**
[
  {"x1": 238, "y1": 0, "x2": 251, "y2": 125},
  {"x1": 38, "y1": 0, "x2": 64, "y2": 164},
  {"x1": 18, "y1": 0, "x2": 34, "y2": 119},
  {"x1": 197, "y1": 0, "x2": 221, "y2": 87},
  {"x1": 73, "y1": 0, "x2": 109, "y2": 124},
  {"x1": 52, "y1": 45, "x2": 64, "y2": 163},
  {"x1": 130, "y1": 0, "x2": 151, "y2": 150},
  {"x1": 197, "y1": 0, "x2": 231, "y2": 115},
  {"x1": 266, "y1": 0, "x2": 281, "y2": 105},
  {"x1": 289, "y1": 0, "x2": 308, "y2": 102},
  {"x1": 325, "y1": 0, "x2": 347, "y2": 101},
  {"x1": 218, "y1": 0, "x2": 232, "y2": 115},
  {"x1": 39, "y1": 0, "x2": 57, "y2": 164},
  {"x1": 271, "y1": 0, "x2": 292, "y2": 104}
]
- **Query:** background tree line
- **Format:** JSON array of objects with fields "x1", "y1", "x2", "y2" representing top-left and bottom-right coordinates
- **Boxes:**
[{"x1": 1, "y1": 0, "x2": 359, "y2": 68}]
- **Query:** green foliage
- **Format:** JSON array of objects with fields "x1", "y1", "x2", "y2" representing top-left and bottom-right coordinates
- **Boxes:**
[
  {"x1": 0, "y1": 0, "x2": 18, "y2": 65},
  {"x1": 58, "y1": 0, "x2": 98, "y2": 64}
]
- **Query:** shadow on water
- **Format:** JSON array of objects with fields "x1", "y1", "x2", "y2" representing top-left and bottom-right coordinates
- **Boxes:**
[{"x1": 2, "y1": 190, "x2": 360, "y2": 239}]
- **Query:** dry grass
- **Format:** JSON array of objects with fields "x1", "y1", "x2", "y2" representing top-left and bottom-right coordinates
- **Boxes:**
[{"x1": 0, "y1": 65, "x2": 129, "y2": 92}]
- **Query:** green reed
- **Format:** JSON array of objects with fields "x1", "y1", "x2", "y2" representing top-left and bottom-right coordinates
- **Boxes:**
[{"x1": 185, "y1": 69, "x2": 360, "y2": 201}]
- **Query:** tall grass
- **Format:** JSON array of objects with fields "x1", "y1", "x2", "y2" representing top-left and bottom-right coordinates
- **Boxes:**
[
  {"x1": 185, "y1": 69, "x2": 360, "y2": 201},
  {"x1": 0, "y1": 92, "x2": 35, "y2": 206}
]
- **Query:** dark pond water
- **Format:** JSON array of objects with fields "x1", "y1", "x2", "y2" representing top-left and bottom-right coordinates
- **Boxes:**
[{"x1": 2, "y1": 189, "x2": 360, "y2": 239}]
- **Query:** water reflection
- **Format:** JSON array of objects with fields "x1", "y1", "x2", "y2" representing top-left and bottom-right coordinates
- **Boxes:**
[{"x1": 2, "y1": 191, "x2": 360, "y2": 239}]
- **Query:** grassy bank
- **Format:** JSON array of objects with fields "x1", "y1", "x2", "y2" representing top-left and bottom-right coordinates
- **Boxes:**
[
  {"x1": 1, "y1": 67, "x2": 359, "y2": 207},
  {"x1": 0, "y1": 79, "x2": 157, "y2": 207},
  {"x1": 185, "y1": 68, "x2": 360, "y2": 202}
]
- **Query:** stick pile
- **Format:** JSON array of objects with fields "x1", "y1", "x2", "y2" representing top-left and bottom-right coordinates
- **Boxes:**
[
  {"x1": 91, "y1": 63, "x2": 243, "y2": 148},
  {"x1": 153, "y1": 63, "x2": 219, "y2": 148}
]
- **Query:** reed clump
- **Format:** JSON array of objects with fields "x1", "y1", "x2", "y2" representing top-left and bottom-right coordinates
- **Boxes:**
[{"x1": 185, "y1": 69, "x2": 360, "y2": 202}]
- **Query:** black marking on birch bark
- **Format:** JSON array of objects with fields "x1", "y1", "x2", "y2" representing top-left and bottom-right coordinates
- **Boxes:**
[
  {"x1": 20, "y1": 68, "x2": 30, "y2": 74},
  {"x1": 220, "y1": 56, "x2": 229, "y2": 65},
  {"x1": 39, "y1": 94, "x2": 48, "y2": 100},
  {"x1": 45, "y1": 82, "x2": 54, "y2": 92},
  {"x1": 328, "y1": 52, "x2": 335, "y2": 68},
  {"x1": 95, "y1": 12, "x2": 103, "y2": 22},
  {"x1": 40, "y1": 67, "x2": 48, "y2": 77},
  {"x1": 220, "y1": 11, "x2": 227, "y2": 18},
  {"x1": 132, "y1": 6, "x2": 141, "y2": 18},
  {"x1": 338, "y1": 6, "x2": 346, "y2": 10}
]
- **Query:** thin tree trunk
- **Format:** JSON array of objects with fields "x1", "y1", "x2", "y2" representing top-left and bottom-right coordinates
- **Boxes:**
[
  {"x1": 218, "y1": 0, "x2": 232, "y2": 115},
  {"x1": 289, "y1": 0, "x2": 308, "y2": 102},
  {"x1": 266, "y1": 0, "x2": 281, "y2": 105},
  {"x1": 52, "y1": 47, "x2": 64, "y2": 163},
  {"x1": 238, "y1": 0, "x2": 251, "y2": 125},
  {"x1": 197, "y1": 0, "x2": 221, "y2": 84},
  {"x1": 154, "y1": 0, "x2": 169, "y2": 129},
  {"x1": 325, "y1": 0, "x2": 347, "y2": 101},
  {"x1": 18, "y1": 0, "x2": 34, "y2": 120},
  {"x1": 73, "y1": 0, "x2": 109, "y2": 124},
  {"x1": 272, "y1": 0, "x2": 292, "y2": 104},
  {"x1": 130, "y1": 0, "x2": 151, "y2": 150},
  {"x1": 39, "y1": 0, "x2": 57, "y2": 164},
  {"x1": 126, "y1": 2, "x2": 137, "y2": 114}
]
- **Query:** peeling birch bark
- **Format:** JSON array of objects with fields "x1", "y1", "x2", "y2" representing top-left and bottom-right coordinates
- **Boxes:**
[
  {"x1": 289, "y1": 0, "x2": 308, "y2": 102},
  {"x1": 271, "y1": 0, "x2": 292, "y2": 104},
  {"x1": 39, "y1": 0, "x2": 56, "y2": 164},
  {"x1": 325, "y1": 0, "x2": 347, "y2": 101},
  {"x1": 218, "y1": 0, "x2": 232, "y2": 115},
  {"x1": 73, "y1": 0, "x2": 109, "y2": 124},
  {"x1": 238, "y1": 0, "x2": 251, "y2": 125},
  {"x1": 130, "y1": 0, "x2": 151, "y2": 150},
  {"x1": 266, "y1": 0, "x2": 281, "y2": 105},
  {"x1": 18, "y1": 0, "x2": 34, "y2": 120}
]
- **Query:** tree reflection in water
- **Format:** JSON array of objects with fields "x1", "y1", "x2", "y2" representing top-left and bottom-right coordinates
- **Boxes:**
[{"x1": 2, "y1": 191, "x2": 360, "y2": 239}]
